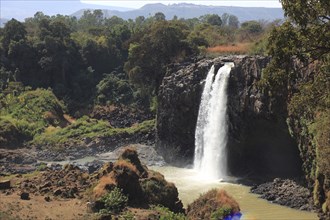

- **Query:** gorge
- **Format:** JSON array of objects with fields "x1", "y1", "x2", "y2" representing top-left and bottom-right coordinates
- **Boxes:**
[
  {"x1": 156, "y1": 55, "x2": 329, "y2": 218},
  {"x1": 157, "y1": 55, "x2": 302, "y2": 178}
]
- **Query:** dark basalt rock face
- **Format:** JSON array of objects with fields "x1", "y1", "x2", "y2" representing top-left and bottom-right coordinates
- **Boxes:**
[
  {"x1": 251, "y1": 178, "x2": 314, "y2": 211},
  {"x1": 156, "y1": 55, "x2": 303, "y2": 178}
]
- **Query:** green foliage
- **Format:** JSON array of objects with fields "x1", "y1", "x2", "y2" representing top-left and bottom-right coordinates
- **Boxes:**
[
  {"x1": 249, "y1": 35, "x2": 268, "y2": 55},
  {"x1": 0, "y1": 88, "x2": 65, "y2": 142},
  {"x1": 200, "y1": 14, "x2": 222, "y2": 26},
  {"x1": 99, "y1": 187, "x2": 128, "y2": 214},
  {"x1": 152, "y1": 206, "x2": 187, "y2": 220},
  {"x1": 31, "y1": 118, "x2": 155, "y2": 149},
  {"x1": 0, "y1": 117, "x2": 21, "y2": 147},
  {"x1": 149, "y1": 96, "x2": 158, "y2": 113},
  {"x1": 1, "y1": 19, "x2": 27, "y2": 52},
  {"x1": 96, "y1": 73, "x2": 133, "y2": 105},
  {"x1": 0, "y1": 10, "x2": 270, "y2": 114},
  {"x1": 260, "y1": 0, "x2": 330, "y2": 214},
  {"x1": 241, "y1": 20, "x2": 263, "y2": 34},
  {"x1": 125, "y1": 20, "x2": 195, "y2": 93},
  {"x1": 118, "y1": 211, "x2": 135, "y2": 220},
  {"x1": 210, "y1": 206, "x2": 232, "y2": 220}
]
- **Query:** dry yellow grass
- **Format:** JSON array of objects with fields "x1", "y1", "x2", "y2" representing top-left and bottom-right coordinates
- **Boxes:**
[
  {"x1": 216, "y1": 189, "x2": 240, "y2": 213},
  {"x1": 93, "y1": 175, "x2": 116, "y2": 199},
  {"x1": 63, "y1": 114, "x2": 76, "y2": 124},
  {"x1": 114, "y1": 159, "x2": 139, "y2": 175},
  {"x1": 206, "y1": 43, "x2": 251, "y2": 54}
]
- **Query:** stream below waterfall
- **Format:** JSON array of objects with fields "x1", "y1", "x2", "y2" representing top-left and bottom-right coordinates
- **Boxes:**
[
  {"x1": 152, "y1": 166, "x2": 318, "y2": 220},
  {"x1": 45, "y1": 156, "x2": 318, "y2": 219}
]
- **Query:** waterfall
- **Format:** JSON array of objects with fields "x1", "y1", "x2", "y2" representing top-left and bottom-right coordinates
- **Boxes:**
[{"x1": 194, "y1": 62, "x2": 234, "y2": 180}]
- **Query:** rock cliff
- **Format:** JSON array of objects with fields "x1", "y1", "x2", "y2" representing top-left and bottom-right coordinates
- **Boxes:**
[{"x1": 156, "y1": 55, "x2": 302, "y2": 177}]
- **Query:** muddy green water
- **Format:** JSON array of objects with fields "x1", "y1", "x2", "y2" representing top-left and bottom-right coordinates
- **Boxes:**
[{"x1": 152, "y1": 166, "x2": 318, "y2": 220}]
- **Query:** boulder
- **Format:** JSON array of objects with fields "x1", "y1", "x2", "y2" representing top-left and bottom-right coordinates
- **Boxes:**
[
  {"x1": 20, "y1": 192, "x2": 30, "y2": 200},
  {"x1": 187, "y1": 189, "x2": 240, "y2": 220},
  {"x1": 92, "y1": 147, "x2": 184, "y2": 213},
  {"x1": 0, "y1": 180, "x2": 11, "y2": 189}
]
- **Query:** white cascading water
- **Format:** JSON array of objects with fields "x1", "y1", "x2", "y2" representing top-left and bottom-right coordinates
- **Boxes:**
[{"x1": 194, "y1": 62, "x2": 234, "y2": 180}]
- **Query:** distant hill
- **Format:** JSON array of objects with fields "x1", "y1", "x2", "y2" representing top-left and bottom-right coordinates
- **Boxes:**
[
  {"x1": 72, "y1": 3, "x2": 284, "y2": 22},
  {"x1": 1, "y1": 1, "x2": 284, "y2": 23},
  {"x1": 1, "y1": 0, "x2": 133, "y2": 21}
]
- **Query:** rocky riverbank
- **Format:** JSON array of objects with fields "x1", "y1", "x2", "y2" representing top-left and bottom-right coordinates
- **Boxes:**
[
  {"x1": 251, "y1": 178, "x2": 314, "y2": 211},
  {"x1": 0, "y1": 144, "x2": 164, "y2": 175},
  {"x1": 0, "y1": 147, "x2": 241, "y2": 220}
]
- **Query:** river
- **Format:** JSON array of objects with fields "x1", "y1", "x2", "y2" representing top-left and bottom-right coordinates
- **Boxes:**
[
  {"x1": 47, "y1": 156, "x2": 318, "y2": 219},
  {"x1": 152, "y1": 166, "x2": 318, "y2": 220}
]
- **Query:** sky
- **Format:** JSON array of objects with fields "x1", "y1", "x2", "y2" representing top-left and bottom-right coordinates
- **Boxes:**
[
  {"x1": 0, "y1": 0, "x2": 282, "y2": 21},
  {"x1": 82, "y1": 0, "x2": 282, "y2": 8}
]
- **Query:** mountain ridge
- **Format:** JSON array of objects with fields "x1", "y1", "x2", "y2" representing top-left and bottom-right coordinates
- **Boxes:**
[
  {"x1": 1, "y1": 2, "x2": 283, "y2": 23},
  {"x1": 71, "y1": 3, "x2": 284, "y2": 22}
]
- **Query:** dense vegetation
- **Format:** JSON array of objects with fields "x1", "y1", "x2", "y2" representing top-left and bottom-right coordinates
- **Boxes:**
[
  {"x1": 0, "y1": 11, "x2": 274, "y2": 111},
  {"x1": 0, "y1": 10, "x2": 274, "y2": 148},
  {"x1": 260, "y1": 0, "x2": 330, "y2": 216}
]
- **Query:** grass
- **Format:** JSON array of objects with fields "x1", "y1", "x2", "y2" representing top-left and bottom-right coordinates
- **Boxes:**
[
  {"x1": 151, "y1": 206, "x2": 186, "y2": 220},
  {"x1": 31, "y1": 118, "x2": 155, "y2": 149},
  {"x1": 0, "y1": 171, "x2": 41, "y2": 182},
  {"x1": 206, "y1": 43, "x2": 251, "y2": 55},
  {"x1": 0, "y1": 88, "x2": 66, "y2": 144}
]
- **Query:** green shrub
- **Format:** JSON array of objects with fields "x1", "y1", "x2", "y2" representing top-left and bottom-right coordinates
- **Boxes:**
[
  {"x1": 210, "y1": 206, "x2": 232, "y2": 220},
  {"x1": 119, "y1": 211, "x2": 135, "y2": 220},
  {"x1": 99, "y1": 187, "x2": 128, "y2": 214},
  {"x1": 152, "y1": 206, "x2": 186, "y2": 220},
  {"x1": 96, "y1": 73, "x2": 134, "y2": 106},
  {"x1": 0, "y1": 88, "x2": 66, "y2": 143},
  {"x1": 0, "y1": 116, "x2": 21, "y2": 147},
  {"x1": 31, "y1": 118, "x2": 155, "y2": 149}
]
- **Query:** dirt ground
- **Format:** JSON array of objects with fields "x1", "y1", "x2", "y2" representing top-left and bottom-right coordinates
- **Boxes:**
[{"x1": 0, "y1": 193, "x2": 94, "y2": 220}]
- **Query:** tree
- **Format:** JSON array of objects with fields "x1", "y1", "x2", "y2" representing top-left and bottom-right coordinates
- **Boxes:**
[
  {"x1": 221, "y1": 13, "x2": 230, "y2": 26},
  {"x1": 96, "y1": 73, "x2": 133, "y2": 105},
  {"x1": 1, "y1": 19, "x2": 27, "y2": 53},
  {"x1": 241, "y1": 20, "x2": 263, "y2": 34},
  {"x1": 228, "y1": 15, "x2": 239, "y2": 29},
  {"x1": 279, "y1": 0, "x2": 330, "y2": 61},
  {"x1": 154, "y1": 12, "x2": 166, "y2": 21},
  {"x1": 78, "y1": 10, "x2": 105, "y2": 30},
  {"x1": 125, "y1": 20, "x2": 195, "y2": 93},
  {"x1": 200, "y1": 14, "x2": 222, "y2": 26}
]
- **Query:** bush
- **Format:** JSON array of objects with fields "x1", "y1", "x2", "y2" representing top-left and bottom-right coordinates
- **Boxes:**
[
  {"x1": 0, "y1": 88, "x2": 66, "y2": 143},
  {"x1": 99, "y1": 187, "x2": 128, "y2": 214},
  {"x1": 210, "y1": 206, "x2": 232, "y2": 220},
  {"x1": 0, "y1": 117, "x2": 21, "y2": 147},
  {"x1": 187, "y1": 189, "x2": 240, "y2": 220},
  {"x1": 152, "y1": 206, "x2": 186, "y2": 220},
  {"x1": 31, "y1": 118, "x2": 155, "y2": 150},
  {"x1": 96, "y1": 73, "x2": 134, "y2": 106}
]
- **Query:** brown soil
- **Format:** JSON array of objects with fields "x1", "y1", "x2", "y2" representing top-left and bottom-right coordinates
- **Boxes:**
[{"x1": 0, "y1": 193, "x2": 94, "y2": 220}]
